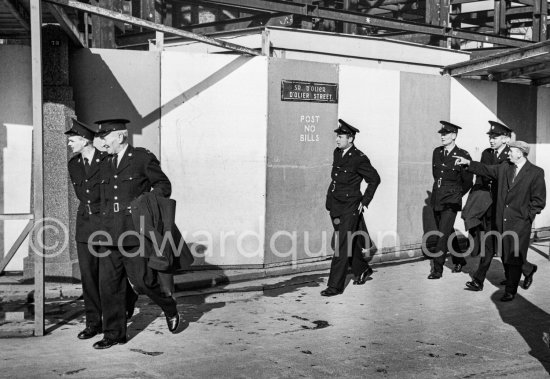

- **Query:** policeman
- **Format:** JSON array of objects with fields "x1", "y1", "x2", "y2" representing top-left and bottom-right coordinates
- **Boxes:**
[
  {"x1": 92, "y1": 119, "x2": 179, "y2": 349},
  {"x1": 321, "y1": 119, "x2": 381, "y2": 297},
  {"x1": 428, "y1": 121, "x2": 473, "y2": 279},
  {"x1": 464, "y1": 121, "x2": 511, "y2": 291},
  {"x1": 65, "y1": 118, "x2": 137, "y2": 341}
]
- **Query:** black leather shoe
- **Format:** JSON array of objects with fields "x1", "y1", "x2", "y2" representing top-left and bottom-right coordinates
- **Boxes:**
[
  {"x1": 77, "y1": 327, "x2": 99, "y2": 340},
  {"x1": 523, "y1": 265, "x2": 537, "y2": 290},
  {"x1": 500, "y1": 279, "x2": 508, "y2": 285},
  {"x1": 452, "y1": 264, "x2": 464, "y2": 273},
  {"x1": 320, "y1": 287, "x2": 342, "y2": 297},
  {"x1": 166, "y1": 312, "x2": 180, "y2": 333},
  {"x1": 93, "y1": 337, "x2": 126, "y2": 349},
  {"x1": 465, "y1": 280, "x2": 483, "y2": 291},
  {"x1": 354, "y1": 267, "x2": 373, "y2": 285},
  {"x1": 500, "y1": 292, "x2": 515, "y2": 302},
  {"x1": 427, "y1": 272, "x2": 442, "y2": 280}
]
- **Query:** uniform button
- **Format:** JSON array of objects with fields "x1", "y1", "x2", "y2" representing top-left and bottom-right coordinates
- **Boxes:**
[
  {"x1": 114, "y1": 196, "x2": 118, "y2": 200},
  {"x1": 85, "y1": 179, "x2": 88, "y2": 183},
  {"x1": 504, "y1": 218, "x2": 507, "y2": 221},
  {"x1": 86, "y1": 190, "x2": 89, "y2": 193},
  {"x1": 87, "y1": 200, "x2": 91, "y2": 203},
  {"x1": 114, "y1": 185, "x2": 118, "y2": 189},
  {"x1": 335, "y1": 174, "x2": 338, "y2": 176},
  {"x1": 506, "y1": 205, "x2": 509, "y2": 207},
  {"x1": 114, "y1": 175, "x2": 118, "y2": 179},
  {"x1": 441, "y1": 170, "x2": 443, "y2": 173}
]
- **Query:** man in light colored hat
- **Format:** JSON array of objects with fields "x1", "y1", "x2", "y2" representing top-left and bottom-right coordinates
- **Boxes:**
[
  {"x1": 455, "y1": 140, "x2": 546, "y2": 301},
  {"x1": 92, "y1": 118, "x2": 180, "y2": 349},
  {"x1": 463, "y1": 121, "x2": 512, "y2": 292},
  {"x1": 65, "y1": 118, "x2": 137, "y2": 341},
  {"x1": 321, "y1": 119, "x2": 381, "y2": 296},
  {"x1": 427, "y1": 121, "x2": 473, "y2": 279}
]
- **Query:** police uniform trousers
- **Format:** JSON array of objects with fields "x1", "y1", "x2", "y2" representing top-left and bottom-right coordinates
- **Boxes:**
[
  {"x1": 433, "y1": 208, "x2": 467, "y2": 274},
  {"x1": 77, "y1": 242, "x2": 139, "y2": 331},
  {"x1": 328, "y1": 211, "x2": 372, "y2": 292},
  {"x1": 98, "y1": 245, "x2": 177, "y2": 340}
]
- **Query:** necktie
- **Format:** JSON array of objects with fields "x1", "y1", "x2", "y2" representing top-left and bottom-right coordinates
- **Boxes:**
[
  {"x1": 83, "y1": 158, "x2": 90, "y2": 175},
  {"x1": 112, "y1": 154, "x2": 118, "y2": 170},
  {"x1": 443, "y1": 149, "x2": 448, "y2": 157},
  {"x1": 512, "y1": 164, "x2": 517, "y2": 183}
]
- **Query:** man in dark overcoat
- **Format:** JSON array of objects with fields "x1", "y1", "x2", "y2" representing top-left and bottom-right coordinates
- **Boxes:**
[
  {"x1": 65, "y1": 118, "x2": 138, "y2": 341},
  {"x1": 321, "y1": 119, "x2": 381, "y2": 297},
  {"x1": 428, "y1": 121, "x2": 474, "y2": 279},
  {"x1": 463, "y1": 121, "x2": 511, "y2": 291},
  {"x1": 455, "y1": 141, "x2": 546, "y2": 301},
  {"x1": 92, "y1": 119, "x2": 180, "y2": 349}
]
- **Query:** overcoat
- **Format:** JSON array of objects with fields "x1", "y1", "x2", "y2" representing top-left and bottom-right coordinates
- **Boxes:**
[{"x1": 468, "y1": 160, "x2": 546, "y2": 265}]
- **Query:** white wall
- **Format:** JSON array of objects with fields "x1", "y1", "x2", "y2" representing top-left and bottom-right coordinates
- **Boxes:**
[
  {"x1": 338, "y1": 65, "x2": 400, "y2": 249},
  {"x1": 160, "y1": 52, "x2": 268, "y2": 266},
  {"x1": 536, "y1": 87, "x2": 550, "y2": 228}
]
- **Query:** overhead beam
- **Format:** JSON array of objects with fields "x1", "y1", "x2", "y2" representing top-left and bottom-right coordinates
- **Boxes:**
[
  {"x1": 533, "y1": 75, "x2": 550, "y2": 85},
  {"x1": 117, "y1": 13, "x2": 289, "y2": 47},
  {"x1": 443, "y1": 39, "x2": 550, "y2": 76},
  {"x1": 491, "y1": 61, "x2": 550, "y2": 80},
  {"x1": 2, "y1": 0, "x2": 30, "y2": 30},
  {"x1": 43, "y1": 0, "x2": 262, "y2": 55},
  {"x1": 47, "y1": 3, "x2": 87, "y2": 47},
  {"x1": 197, "y1": 0, "x2": 531, "y2": 46}
]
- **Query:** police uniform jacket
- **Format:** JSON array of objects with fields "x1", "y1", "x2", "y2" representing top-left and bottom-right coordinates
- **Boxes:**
[
  {"x1": 430, "y1": 145, "x2": 473, "y2": 212},
  {"x1": 68, "y1": 148, "x2": 107, "y2": 243},
  {"x1": 99, "y1": 145, "x2": 171, "y2": 247},
  {"x1": 468, "y1": 160, "x2": 546, "y2": 265},
  {"x1": 325, "y1": 145, "x2": 381, "y2": 218}
]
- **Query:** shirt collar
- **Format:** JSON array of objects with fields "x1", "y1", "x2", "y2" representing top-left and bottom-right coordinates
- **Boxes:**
[
  {"x1": 495, "y1": 144, "x2": 506, "y2": 156},
  {"x1": 117, "y1": 144, "x2": 129, "y2": 162},
  {"x1": 516, "y1": 158, "x2": 527, "y2": 172},
  {"x1": 81, "y1": 147, "x2": 95, "y2": 163},
  {"x1": 342, "y1": 145, "x2": 353, "y2": 156}
]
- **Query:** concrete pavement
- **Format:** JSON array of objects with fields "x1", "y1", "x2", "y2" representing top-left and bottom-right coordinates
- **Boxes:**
[{"x1": 1, "y1": 241, "x2": 550, "y2": 378}]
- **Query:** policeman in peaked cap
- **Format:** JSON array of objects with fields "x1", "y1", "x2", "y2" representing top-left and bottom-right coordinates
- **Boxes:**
[
  {"x1": 464, "y1": 121, "x2": 512, "y2": 291},
  {"x1": 321, "y1": 119, "x2": 381, "y2": 297},
  {"x1": 92, "y1": 117, "x2": 181, "y2": 349},
  {"x1": 65, "y1": 117, "x2": 137, "y2": 341},
  {"x1": 428, "y1": 121, "x2": 473, "y2": 279}
]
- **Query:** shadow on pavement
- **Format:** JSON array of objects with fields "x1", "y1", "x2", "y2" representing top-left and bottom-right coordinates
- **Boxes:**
[
  {"x1": 127, "y1": 294, "x2": 226, "y2": 340},
  {"x1": 261, "y1": 273, "x2": 327, "y2": 297},
  {"x1": 485, "y1": 259, "x2": 550, "y2": 373}
]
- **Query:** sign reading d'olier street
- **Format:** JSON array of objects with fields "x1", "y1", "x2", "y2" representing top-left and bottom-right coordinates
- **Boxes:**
[{"x1": 281, "y1": 80, "x2": 338, "y2": 103}]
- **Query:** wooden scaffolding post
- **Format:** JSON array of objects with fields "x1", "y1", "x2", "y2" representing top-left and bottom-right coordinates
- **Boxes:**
[{"x1": 30, "y1": 0, "x2": 45, "y2": 337}]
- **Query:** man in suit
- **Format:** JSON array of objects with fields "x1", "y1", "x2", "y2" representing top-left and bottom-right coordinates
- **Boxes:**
[
  {"x1": 464, "y1": 121, "x2": 511, "y2": 291},
  {"x1": 321, "y1": 119, "x2": 381, "y2": 297},
  {"x1": 65, "y1": 118, "x2": 138, "y2": 341},
  {"x1": 92, "y1": 119, "x2": 180, "y2": 349},
  {"x1": 455, "y1": 141, "x2": 546, "y2": 301},
  {"x1": 428, "y1": 121, "x2": 474, "y2": 279}
]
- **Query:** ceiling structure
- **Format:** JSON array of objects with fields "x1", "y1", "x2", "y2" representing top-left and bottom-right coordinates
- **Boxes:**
[{"x1": 0, "y1": 0, "x2": 549, "y2": 85}]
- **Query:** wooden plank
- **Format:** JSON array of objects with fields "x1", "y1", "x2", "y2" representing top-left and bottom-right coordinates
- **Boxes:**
[
  {"x1": 30, "y1": 0, "x2": 44, "y2": 338},
  {"x1": 443, "y1": 40, "x2": 550, "y2": 76},
  {"x1": 47, "y1": 3, "x2": 86, "y2": 47},
  {"x1": 44, "y1": 0, "x2": 262, "y2": 55},
  {"x1": 0, "y1": 214, "x2": 34, "y2": 220},
  {"x1": 0, "y1": 220, "x2": 33, "y2": 274},
  {"x1": 492, "y1": 60, "x2": 550, "y2": 80}
]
